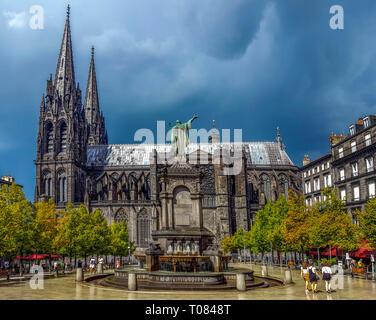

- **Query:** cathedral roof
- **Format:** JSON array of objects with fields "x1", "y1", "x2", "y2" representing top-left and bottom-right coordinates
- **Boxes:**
[{"x1": 86, "y1": 142, "x2": 295, "y2": 167}]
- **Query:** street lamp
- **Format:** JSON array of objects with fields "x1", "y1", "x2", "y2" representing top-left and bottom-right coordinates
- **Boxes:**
[{"x1": 128, "y1": 245, "x2": 131, "y2": 265}]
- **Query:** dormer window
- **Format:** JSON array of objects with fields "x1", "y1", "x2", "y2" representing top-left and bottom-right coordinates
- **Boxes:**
[
  {"x1": 350, "y1": 125, "x2": 356, "y2": 135},
  {"x1": 364, "y1": 117, "x2": 370, "y2": 128}
]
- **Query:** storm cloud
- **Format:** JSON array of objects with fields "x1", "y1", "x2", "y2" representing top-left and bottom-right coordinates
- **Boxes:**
[{"x1": 1, "y1": 0, "x2": 376, "y2": 200}]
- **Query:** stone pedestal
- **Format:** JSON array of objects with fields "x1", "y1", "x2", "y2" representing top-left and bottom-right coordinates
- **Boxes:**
[
  {"x1": 261, "y1": 265, "x2": 268, "y2": 277},
  {"x1": 236, "y1": 273, "x2": 246, "y2": 291},
  {"x1": 76, "y1": 268, "x2": 84, "y2": 282},
  {"x1": 203, "y1": 247, "x2": 223, "y2": 272},
  {"x1": 284, "y1": 269, "x2": 292, "y2": 284},
  {"x1": 97, "y1": 263, "x2": 103, "y2": 274},
  {"x1": 128, "y1": 273, "x2": 137, "y2": 291},
  {"x1": 145, "y1": 242, "x2": 164, "y2": 272}
]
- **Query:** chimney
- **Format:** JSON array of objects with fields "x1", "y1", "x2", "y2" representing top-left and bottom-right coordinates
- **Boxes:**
[
  {"x1": 358, "y1": 118, "x2": 364, "y2": 125},
  {"x1": 303, "y1": 155, "x2": 310, "y2": 166},
  {"x1": 329, "y1": 133, "x2": 346, "y2": 147}
]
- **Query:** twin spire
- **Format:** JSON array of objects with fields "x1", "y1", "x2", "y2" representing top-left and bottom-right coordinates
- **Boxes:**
[
  {"x1": 54, "y1": 4, "x2": 75, "y2": 96},
  {"x1": 53, "y1": 5, "x2": 106, "y2": 144}
]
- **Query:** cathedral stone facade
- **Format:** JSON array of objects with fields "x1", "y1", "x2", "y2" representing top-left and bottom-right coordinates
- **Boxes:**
[{"x1": 34, "y1": 8, "x2": 301, "y2": 250}]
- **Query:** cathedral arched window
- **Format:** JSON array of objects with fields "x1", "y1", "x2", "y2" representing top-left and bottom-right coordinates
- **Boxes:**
[
  {"x1": 58, "y1": 170, "x2": 67, "y2": 203},
  {"x1": 260, "y1": 174, "x2": 271, "y2": 200},
  {"x1": 114, "y1": 209, "x2": 128, "y2": 224},
  {"x1": 59, "y1": 122, "x2": 67, "y2": 153},
  {"x1": 279, "y1": 174, "x2": 289, "y2": 199},
  {"x1": 45, "y1": 122, "x2": 54, "y2": 154},
  {"x1": 43, "y1": 171, "x2": 52, "y2": 196},
  {"x1": 137, "y1": 211, "x2": 151, "y2": 248}
]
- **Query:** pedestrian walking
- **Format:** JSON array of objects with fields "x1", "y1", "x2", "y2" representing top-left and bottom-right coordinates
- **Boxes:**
[
  {"x1": 322, "y1": 262, "x2": 332, "y2": 293},
  {"x1": 300, "y1": 262, "x2": 310, "y2": 293},
  {"x1": 116, "y1": 258, "x2": 120, "y2": 269},
  {"x1": 77, "y1": 260, "x2": 82, "y2": 268},
  {"x1": 89, "y1": 256, "x2": 96, "y2": 274},
  {"x1": 308, "y1": 262, "x2": 320, "y2": 293}
]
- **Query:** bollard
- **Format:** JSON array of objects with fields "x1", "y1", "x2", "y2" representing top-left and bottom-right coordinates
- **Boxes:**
[
  {"x1": 76, "y1": 268, "x2": 84, "y2": 282},
  {"x1": 236, "y1": 273, "x2": 246, "y2": 291},
  {"x1": 97, "y1": 263, "x2": 103, "y2": 274},
  {"x1": 128, "y1": 273, "x2": 137, "y2": 291},
  {"x1": 284, "y1": 269, "x2": 293, "y2": 284},
  {"x1": 261, "y1": 265, "x2": 268, "y2": 277}
]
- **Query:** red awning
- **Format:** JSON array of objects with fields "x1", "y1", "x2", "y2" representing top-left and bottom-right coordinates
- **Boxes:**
[{"x1": 16, "y1": 254, "x2": 60, "y2": 260}]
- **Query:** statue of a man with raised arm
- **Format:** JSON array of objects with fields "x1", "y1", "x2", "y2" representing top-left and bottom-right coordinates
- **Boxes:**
[{"x1": 171, "y1": 115, "x2": 198, "y2": 158}]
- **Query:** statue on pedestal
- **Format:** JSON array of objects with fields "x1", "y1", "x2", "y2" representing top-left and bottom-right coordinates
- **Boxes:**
[{"x1": 171, "y1": 115, "x2": 198, "y2": 158}]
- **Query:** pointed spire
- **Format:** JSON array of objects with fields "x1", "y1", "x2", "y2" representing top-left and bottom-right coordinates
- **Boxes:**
[
  {"x1": 54, "y1": 5, "x2": 75, "y2": 96},
  {"x1": 84, "y1": 46, "x2": 99, "y2": 125},
  {"x1": 84, "y1": 47, "x2": 108, "y2": 145}
]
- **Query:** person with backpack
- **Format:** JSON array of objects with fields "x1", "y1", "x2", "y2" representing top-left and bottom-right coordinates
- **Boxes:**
[
  {"x1": 322, "y1": 262, "x2": 332, "y2": 293},
  {"x1": 308, "y1": 262, "x2": 320, "y2": 293},
  {"x1": 300, "y1": 262, "x2": 310, "y2": 293}
]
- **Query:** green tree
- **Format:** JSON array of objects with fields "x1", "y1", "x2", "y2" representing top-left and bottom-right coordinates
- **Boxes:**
[
  {"x1": 0, "y1": 183, "x2": 35, "y2": 275},
  {"x1": 310, "y1": 188, "x2": 359, "y2": 261},
  {"x1": 282, "y1": 190, "x2": 312, "y2": 258},
  {"x1": 32, "y1": 199, "x2": 58, "y2": 270},
  {"x1": 220, "y1": 236, "x2": 236, "y2": 255},
  {"x1": 110, "y1": 221, "x2": 134, "y2": 264},
  {"x1": 359, "y1": 197, "x2": 376, "y2": 248},
  {"x1": 60, "y1": 204, "x2": 111, "y2": 264}
]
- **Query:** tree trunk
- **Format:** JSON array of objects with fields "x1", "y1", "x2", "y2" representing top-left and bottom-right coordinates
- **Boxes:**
[
  {"x1": 317, "y1": 248, "x2": 320, "y2": 267},
  {"x1": 336, "y1": 248, "x2": 339, "y2": 262},
  {"x1": 19, "y1": 258, "x2": 23, "y2": 277}
]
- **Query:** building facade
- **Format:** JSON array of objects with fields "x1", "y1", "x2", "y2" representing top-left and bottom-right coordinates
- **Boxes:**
[
  {"x1": 301, "y1": 116, "x2": 376, "y2": 225},
  {"x1": 34, "y1": 8, "x2": 301, "y2": 250},
  {"x1": 301, "y1": 154, "x2": 332, "y2": 207}
]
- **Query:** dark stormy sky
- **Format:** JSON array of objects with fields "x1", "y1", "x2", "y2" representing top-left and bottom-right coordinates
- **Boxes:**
[{"x1": 1, "y1": 0, "x2": 376, "y2": 201}]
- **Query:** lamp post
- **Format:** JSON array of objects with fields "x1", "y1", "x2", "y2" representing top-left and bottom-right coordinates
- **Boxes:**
[{"x1": 128, "y1": 245, "x2": 131, "y2": 265}]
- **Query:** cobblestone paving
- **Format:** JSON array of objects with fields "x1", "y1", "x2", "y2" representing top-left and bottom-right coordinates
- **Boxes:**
[{"x1": 1, "y1": 264, "x2": 375, "y2": 300}]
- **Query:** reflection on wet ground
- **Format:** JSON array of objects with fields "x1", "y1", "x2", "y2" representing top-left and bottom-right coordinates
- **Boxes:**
[{"x1": 1, "y1": 264, "x2": 376, "y2": 300}]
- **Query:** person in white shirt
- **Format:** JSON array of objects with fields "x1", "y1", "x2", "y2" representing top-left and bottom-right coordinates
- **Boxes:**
[
  {"x1": 300, "y1": 262, "x2": 310, "y2": 293},
  {"x1": 322, "y1": 262, "x2": 332, "y2": 293}
]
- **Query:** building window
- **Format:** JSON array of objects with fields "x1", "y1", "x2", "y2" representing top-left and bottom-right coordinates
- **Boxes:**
[
  {"x1": 315, "y1": 195, "x2": 320, "y2": 203},
  {"x1": 312, "y1": 168, "x2": 315, "y2": 174},
  {"x1": 303, "y1": 172, "x2": 306, "y2": 178},
  {"x1": 261, "y1": 174, "x2": 271, "y2": 200},
  {"x1": 352, "y1": 162, "x2": 359, "y2": 177},
  {"x1": 314, "y1": 178, "x2": 320, "y2": 191},
  {"x1": 58, "y1": 171, "x2": 67, "y2": 203},
  {"x1": 366, "y1": 157, "x2": 374, "y2": 173},
  {"x1": 339, "y1": 168, "x2": 345, "y2": 181},
  {"x1": 338, "y1": 147, "x2": 344, "y2": 158},
  {"x1": 60, "y1": 122, "x2": 67, "y2": 153},
  {"x1": 369, "y1": 181, "x2": 376, "y2": 199},
  {"x1": 340, "y1": 188, "x2": 346, "y2": 201},
  {"x1": 326, "y1": 162, "x2": 330, "y2": 169},
  {"x1": 324, "y1": 174, "x2": 332, "y2": 188},
  {"x1": 46, "y1": 122, "x2": 54, "y2": 154},
  {"x1": 350, "y1": 125, "x2": 355, "y2": 135},
  {"x1": 365, "y1": 133, "x2": 372, "y2": 147},
  {"x1": 137, "y1": 212, "x2": 151, "y2": 248},
  {"x1": 351, "y1": 141, "x2": 357, "y2": 153},
  {"x1": 321, "y1": 164, "x2": 325, "y2": 170},
  {"x1": 352, "y1": 211, "x2": 360, "y2": 226},
  {"x1": 43, "y1": 172, "x2": 52, "y2": 196},
  {"x1": 308, "y1": 170, "x2": 311, "y2": 176},
  {"x1": 279, "y1": 174, "x2": 289, "y2": 199},
  {"x1": 364, "y1": 117, "x2": 370, "y2": 128},
  {"x1": 353, "y1": 185, "x2": 360, "y2": 201},
  {"x1": 305, "y1": 181, "x2": 311, "y2": 194}
]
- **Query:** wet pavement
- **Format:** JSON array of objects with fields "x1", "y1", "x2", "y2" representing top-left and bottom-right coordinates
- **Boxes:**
[{"x1": 1, "y1": 264, "x2": 376, "y2": 300}]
